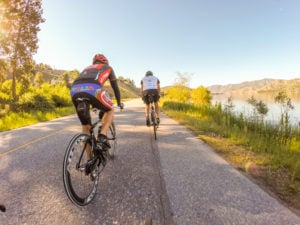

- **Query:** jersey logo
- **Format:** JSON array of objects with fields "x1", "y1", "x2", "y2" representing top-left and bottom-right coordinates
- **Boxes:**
[{"x1": 96, "y1": 69, "x2": 111, "y2": 85}]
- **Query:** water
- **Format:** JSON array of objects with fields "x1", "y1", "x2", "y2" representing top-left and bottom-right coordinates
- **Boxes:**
[{"x1": 212, "y1": 95, "x2": 300, "y2": 126}]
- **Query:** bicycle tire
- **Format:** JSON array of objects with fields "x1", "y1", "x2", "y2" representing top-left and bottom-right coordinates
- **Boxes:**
[
  {"x1": 151, "y1": 109, "x2": 157, "y2": 140},
  {"x1": 153, "y1": 121, "x2": 157, "y2": 140},
  {"x1": 62, "y1": 133, "x2": 99, "y2": 206},
  {"x1": 107, "y1": 122, "x2": 117, "y2": 159}
]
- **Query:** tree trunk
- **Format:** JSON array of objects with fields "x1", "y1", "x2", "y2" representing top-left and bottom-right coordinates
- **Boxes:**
[{"x1": 12, "y1": 69, "x2": 16, "y2": 102}]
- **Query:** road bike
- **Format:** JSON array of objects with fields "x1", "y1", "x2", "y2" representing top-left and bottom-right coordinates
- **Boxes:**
[
  {"x1": 147, "y1": 94, "x2": 158, "y2": 140},
  {"x1": 62, "y1": 101, "x2": 121, "y2": 206}
]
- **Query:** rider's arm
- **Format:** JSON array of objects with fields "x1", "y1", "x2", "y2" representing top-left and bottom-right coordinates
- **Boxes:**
[
  {"x1": 109, "y1": 69, "x2": 121, "y2": 106},
  {"x1": 140, "y1": 80, "x2": 144, "y2": 96},
  {"x1": 157, "y1": 79, "x2": 161, "y2": 95}
]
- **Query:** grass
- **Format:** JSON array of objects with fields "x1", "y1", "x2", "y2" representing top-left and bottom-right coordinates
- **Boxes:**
[
  {"x1": 161, "y1": 100, "x2": 300, "y2": 213},
  {"x1": 0, "y1": 106, "x2": 75, "y2": 131}
]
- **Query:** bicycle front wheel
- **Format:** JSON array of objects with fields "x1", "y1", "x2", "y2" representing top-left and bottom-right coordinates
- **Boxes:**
[{"x1": 62, "y1": 133, "x2": 99, "y2": 206}]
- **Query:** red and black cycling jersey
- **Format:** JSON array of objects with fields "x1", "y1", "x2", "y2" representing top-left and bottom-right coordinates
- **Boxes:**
[
  {"x1": 73, "y1": 63, "x2": 116, "y2": 86},
  {"x1": 71, "y1": 63, "x2": 121, "y2": 105}
]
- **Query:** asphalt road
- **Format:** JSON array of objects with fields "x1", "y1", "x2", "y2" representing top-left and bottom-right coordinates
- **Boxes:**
[{"x1": 1, "y1": 99, "x2": 300, "y2": 225}]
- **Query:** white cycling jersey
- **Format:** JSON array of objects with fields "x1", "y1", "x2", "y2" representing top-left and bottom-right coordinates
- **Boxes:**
[{"x1": 141, "y1": 76, "x2": 160, "y2": 91}]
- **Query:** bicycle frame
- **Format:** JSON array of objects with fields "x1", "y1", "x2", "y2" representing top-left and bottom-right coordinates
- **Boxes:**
[
  {"x1": 73, "y1": 121, "x2": 101, "y2": 178},
  {"x1": 147, "y1": 94, "x2": 158, "y2": 140}
]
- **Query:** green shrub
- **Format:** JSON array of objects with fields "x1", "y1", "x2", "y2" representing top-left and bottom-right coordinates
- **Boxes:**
[
  {"x1": 18, "y1": 92, "x2": 54, "y2": 111},
  {"x1": 52, "y1": 94, "x2": 71, "y2": 107}
]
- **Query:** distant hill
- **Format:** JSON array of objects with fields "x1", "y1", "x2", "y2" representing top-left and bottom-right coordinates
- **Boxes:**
[
  {"x1": 104, "y1": 79, "x2": 140, "y2": 99},
  {"x1": 34, "y1": 63, "x2": 65, "y2": 83},
  {"x1": 207, "y1": 78, "x2": 300, "y2": 99}
]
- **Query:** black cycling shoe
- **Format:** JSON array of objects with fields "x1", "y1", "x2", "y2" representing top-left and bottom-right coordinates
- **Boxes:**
[
  {"x1": 98, "y1": 134, "x2": 111, "y2": 149},
  {"x1": 85, "y1": 160, "x2": 98, "y2": 181},
  {"x1": 90, "y1": 166, "x2": 98, "y2": 181},
  {"x1": 146, "y1": 118, "x2": 150, "y2": 127},
  {"x1": 85, "y1": 160, "x2": 94, "y2": 175}
]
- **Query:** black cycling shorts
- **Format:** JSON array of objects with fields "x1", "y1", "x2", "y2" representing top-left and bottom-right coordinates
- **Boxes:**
[
  {"x1": 72, "y1": 92, "x2": 111, "y2": 125},
  {"x1": 142, "y1": 89, "x2": 160, "y2": 105}
]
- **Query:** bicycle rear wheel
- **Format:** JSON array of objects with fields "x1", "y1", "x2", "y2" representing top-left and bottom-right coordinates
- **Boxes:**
[
  {"x1": 151, "y1": 109, "x2": 157, "y2": 140},
  {"x1": 153, "y1": 121, "x2": 157, "y2": 140},
  {"x1": 62, "y1": 133, "x2": 99, "y2": 206},
  {"x1": 107, "y1": 122, "x2": 117, "y2": 159}
]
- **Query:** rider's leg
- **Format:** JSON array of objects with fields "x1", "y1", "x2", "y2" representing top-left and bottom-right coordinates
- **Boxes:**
[
  {"x1": 154, "y1": 102, "x2": 160, "y2": 125},
  {"x1": 97, "y1": 109, "x2": 114, "y2": 148},
  {"x1": 145, "y1": 104, "x2": 150, "y2": 126},
  {"x1": 154, "y1": 102, "x2": 160, "y2": 118},
  {"x1": 145, "y1": 104, "x2": 150, "y2": 118},
  {"x1": 74, "y1": 99, "x2": 93, "y2": 160},
  {"x1": 82, "y1": 124, "x2": 91, "y2": 134},
  {"x1": 100, "y1": 109, "x2": 114, "y2": 136},
  {"x1": 82, "y1": 124, "x2": 92, "y2": 160},
  {"x1": 96, "y1": 90, "x2": 114, "y2": 139},
  {"x1": 154, "y1": 92, "x2": 160, "y2": 124}
]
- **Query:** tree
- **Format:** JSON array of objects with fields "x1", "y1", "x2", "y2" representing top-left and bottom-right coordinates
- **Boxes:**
[
  {"x1": 69, "y1": 70, "x2": 80, "y2": 83},
  {"x1": 0, "y1": 59, "x2": 7, "y2": 83},
  {"x1": 61, "y1": 70, "x2": 79, "y2": 88},
  {"x1": 174, "y1": 71, "x2": 192, "y2": 87},
  {"x1": 274, "y1": 90, "x2": 294, "y2": 126},
  {"x1": 247, "y1": 96, "x2": 268, "y2": 121},
  {"x1": 191, "y1": 86, "x2": 212, "y2": 106},
  {"x1": 34, "y1": 71, "x2": 43, "y2": 87},
  {"x1": 62, "y1": 71, "x2": 70, "y2": 88},
  {"x1": 0, "y1": 0, "x2": 45, "y2": 101},
  {"x1": 165, "y1": 72, "x2": 191, "y2": 102},
  {"x1": 166, "y1": 85, "x2": 190, "y2": 102}
]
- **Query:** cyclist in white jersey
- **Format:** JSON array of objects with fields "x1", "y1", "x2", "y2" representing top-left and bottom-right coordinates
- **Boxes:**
[{"x1": 141, "y1": 71, "x2": 161, "y2": 126}]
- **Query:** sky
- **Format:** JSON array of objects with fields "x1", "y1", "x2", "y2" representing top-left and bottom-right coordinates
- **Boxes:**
[{"x1": 33, "y1": 0, "x2": 300, "y2": 88}]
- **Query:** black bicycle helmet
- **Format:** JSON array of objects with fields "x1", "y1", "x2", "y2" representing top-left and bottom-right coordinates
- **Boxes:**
[{"x1": 146, "y1": 71, "x2": 153, "y2": 76}]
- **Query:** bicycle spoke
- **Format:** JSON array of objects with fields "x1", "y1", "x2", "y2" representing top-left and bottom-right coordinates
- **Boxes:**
[{"x1": 107, "y1": 122, "x2": 117, "y2": 160}]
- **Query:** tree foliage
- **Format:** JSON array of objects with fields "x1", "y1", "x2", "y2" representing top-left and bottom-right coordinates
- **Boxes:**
[
  {"x1": 247, "y1": 96, "x2": 269, "y2": 121},
  {"x1": 166, "y1": 85, "x2": 191, "y2": 102},
  {"x1": 14, "y1": 83, "x2": 72, "y2": 112},
  {"x1": 0, "y1": 59, "x2": 7, "y2": 82},
  {"x1": 0, "y1": 0, "x2": 45, "y2": 100},
  {"x1": 275, "y1": 90, "x2": 294, "y2": 114},
  {"x1": 191, "y1": 86, "x2": 212, "y2": 106},
  {"x1": 174, "y1": 71, "x2": 192, "y2": 87},
  {"x1": 34, "y1": 71, "x2": 44, "y2": 87},
  {"x1": 275, "y1": 90, "x2": 294, "y2": 129},
  {"x1": 164, "y1": 72, "x2": 191, "y2": 102}
]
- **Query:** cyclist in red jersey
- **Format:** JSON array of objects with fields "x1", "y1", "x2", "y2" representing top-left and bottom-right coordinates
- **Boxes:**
[{"x1": 71, "y1": 54, "x2": 122, "y2": 150}]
